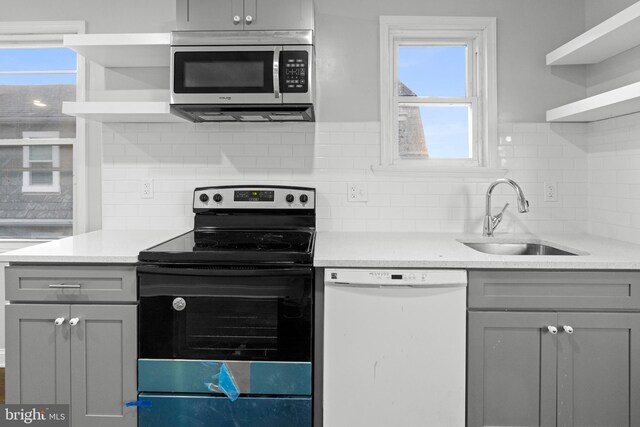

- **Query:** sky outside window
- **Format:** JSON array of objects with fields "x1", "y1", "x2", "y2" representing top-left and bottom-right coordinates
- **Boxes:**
[
  {"x1": 0, "y1": 47, "x2": 76, "y2": 85},
  {"x1": 398, "y1": 46, "x2": 467, "y2": 97},
  {"x1": 419, "y1": 105, "x2": 470, "y2": 158},
  {"x1": 397, "y1": 45, "x2": 470, "y2": 159}
]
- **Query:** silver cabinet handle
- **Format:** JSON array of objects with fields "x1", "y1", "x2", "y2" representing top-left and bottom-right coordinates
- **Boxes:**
[
  {"x1": 49, "y1": 283, "x2": 81, "y2": 289},
  {"x1": 563, "y1": 325, "x2": 574, "y2": 334},
  {"x1": 233, "y1": 15, "x2": 241, "y2": 24},
  {"x1": 245, "y1": 15, "x2": 253, "y2": 24},
  {"x1": 54, "y1": 317, "x2": 65, "y2": 326},
  {"x1": 547, "y1": 326, "x2": 558, "y2": 335},
  {"x1": 273, "y1": 46, "x2": 281, "y2": 99},
  {"x1": 69, "y1": 318, "x2": 80, "y2": 326}
]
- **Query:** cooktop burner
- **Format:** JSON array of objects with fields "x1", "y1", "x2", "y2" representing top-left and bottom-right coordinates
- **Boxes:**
[
  {"x1": 194, "y1": 230, "x2": 313, "y2": 252},
  {"x1": 139, "y1": 230, "x2": 315, "y2": 264}
]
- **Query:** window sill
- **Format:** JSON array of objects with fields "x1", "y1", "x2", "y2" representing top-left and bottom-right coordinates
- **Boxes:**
[
  {"x1": 22, "y1": 186, "x2": 61, "y2": 193},
  {"x1": 371, "y1": 165, "x2": 508, "y2": 179}
]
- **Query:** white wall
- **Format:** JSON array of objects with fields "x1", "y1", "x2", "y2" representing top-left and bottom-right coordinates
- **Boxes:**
[
  {"x1": 0, "y1": 1, "x2": 634, "y2": 238},
  {"x1": 582, "y1": 1, "x2": 640, "y2": 244},
  {"x1": 584, "y1": 0, "x2": 640, "y2": 97},
  {"x1": 102, "y1": 121, "x2": 588, "y2": 234},
  {"x1": 585, "y1": 0, "x2": 638, "y2": 27},
  {"x1": 2, "y1": 0, "x2": 176, "y2": 33},
  {"x1": 2, "y1": 0, "x2": 589, "y2": 123},
  {"x1": 588, "y1": 113, "x2": 640, "y2": 244},
  {"x1": 315, "y1": 0, "x2": 587, "y2": 123}
]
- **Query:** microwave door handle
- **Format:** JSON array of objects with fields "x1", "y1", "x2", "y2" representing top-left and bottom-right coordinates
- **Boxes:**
[{"x1": 273, "y1": 46, "x2": 281, "y2": 99}]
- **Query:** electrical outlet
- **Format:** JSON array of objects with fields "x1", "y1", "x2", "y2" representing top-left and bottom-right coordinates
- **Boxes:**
[
  {"x1": 141, "y1": 179, "x2": 154, "y2": 199},
  {"x1": 347, "y1": 182, "x2": 368, "y2": 202},
  {"x1": 544, "y1": 182, "x2": 558, "y2": 202}
]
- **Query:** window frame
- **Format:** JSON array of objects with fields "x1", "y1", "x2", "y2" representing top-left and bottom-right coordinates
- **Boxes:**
[
  {"x1": 22, "y1": 145, "x2": 61, "y2": 193},
  {"x1": 0, "y1": 20, "x2": 87, "y2": 242},
  {"x1": 379, "y1": 16, "x2": 498, "y2": 173}
]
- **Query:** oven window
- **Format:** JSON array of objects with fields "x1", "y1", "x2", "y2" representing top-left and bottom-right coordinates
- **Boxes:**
[
  {"x1": 174, "y1": 51, "x2": 274, "y2": 94},
  {"x1": 139, "y1": 269, "x2": 312, "y2": 362}
]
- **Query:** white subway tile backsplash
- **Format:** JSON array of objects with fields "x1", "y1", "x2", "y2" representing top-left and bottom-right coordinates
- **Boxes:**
[
  {"x1": 587, "y1": 111, "x2": 640, "y2": 243},
  {"x1": 102, "y1": 120, "x2": 590, "y2": 234}
]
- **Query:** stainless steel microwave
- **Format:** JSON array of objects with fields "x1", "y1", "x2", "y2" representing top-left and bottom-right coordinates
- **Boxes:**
[{"x1": 170, "y1": 30, "x2": 315, "y2": 122}]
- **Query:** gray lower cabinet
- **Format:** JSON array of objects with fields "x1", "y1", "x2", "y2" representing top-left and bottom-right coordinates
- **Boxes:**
[
  {"x1": 468, "y1": 270, "x2": 640, "y2": 427},
  {"x1": 555, "y1": 312, "x2": 640, "y2": 427},
  {"x1": 468, "y1": 311, "x2": 558, "y2": 427},
  {"x1": 6, "y1": 303, "x2": 137, "y2": 427},
  {"x1": 5, "y1": 304, "x2": 71, "y2": 405}
]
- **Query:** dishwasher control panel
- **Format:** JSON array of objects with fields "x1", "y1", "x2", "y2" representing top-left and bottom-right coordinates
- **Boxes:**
[{"x1": 325, "y1": 269, "x2": 467, "y2": 287}]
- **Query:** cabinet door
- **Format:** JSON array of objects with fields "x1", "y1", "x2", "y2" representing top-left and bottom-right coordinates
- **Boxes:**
[
  {"x1": 557, "y1": 313, "x2": 640, "y2": 427},
  {"x1": 69, "y1": 305, "x2": 137, "y2": 427},
  {"x1": 245, "y1": 0, "x2": 314, "y2": 30},
  {"x1": 179, "y1": 0, "x2": 244, "y2": 30},
  {"x1": 5, "y1": 304, "x2": 71, "y2": 404},
  {"x1": 468, "y1": 311, "x2": 558, "y2": 427}
]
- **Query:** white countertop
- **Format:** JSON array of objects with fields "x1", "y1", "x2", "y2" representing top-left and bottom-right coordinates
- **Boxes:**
[
  {"x1": 0, "y1": 229, "x2": 187, "y2": 264},
  {"x1": 314, "y1": 232, "x2": 640, "y2": 270},
  {"x1": 2, "y1": 229, "x2": 640, "y2": 269}
]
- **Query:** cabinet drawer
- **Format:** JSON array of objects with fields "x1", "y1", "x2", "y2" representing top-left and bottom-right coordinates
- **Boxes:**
[
  {"x1": 6, "y1": 265, "x2": 136, "y2": 302},
  {"x1": 468, "y1": 270, "x2": 640, "y2": 310}
]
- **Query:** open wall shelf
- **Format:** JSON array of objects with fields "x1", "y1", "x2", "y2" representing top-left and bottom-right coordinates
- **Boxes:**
[
  {"x1": 63, "y1": 33, "x2": 170, "y2": 67},
  {"x1": 62, "y1": 33, "x2": 181, "y2": 123},
  {"x1": 546, "y1": 2, "x2": 640, "y2": 65},
  {"x1": 546, "y1": 1, "x2": 640, "y2": 123},
  {"x1": 546, "y1": 82, "x2": 640, "y2": 122},
  {"x1": 62, "y1": 102, "x2": 186, "y2": 123}
]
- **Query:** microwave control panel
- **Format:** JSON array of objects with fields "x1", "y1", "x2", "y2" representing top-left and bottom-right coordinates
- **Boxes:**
[{"x1": 281, "y1": 51, "x2": 308, "y2": 93}]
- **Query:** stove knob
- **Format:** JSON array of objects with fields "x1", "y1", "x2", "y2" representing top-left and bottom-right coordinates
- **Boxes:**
[
  {"x1": 199, "y1": 193, "x2": 209, "y2": 203},
  {"x1": 213, "y1": 193, "x2": 223, "y2": 203},
  {"x1": 300, "y1": 194, "x2": 309, "y2": 204},
  {"x1": 286, "y1": 194, "x2": 295, "y2": 203}
]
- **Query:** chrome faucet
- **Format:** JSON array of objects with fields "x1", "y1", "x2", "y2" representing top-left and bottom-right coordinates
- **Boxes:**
[{"x1": 483, "y1": 178, "x2": 530, "y2": 237}]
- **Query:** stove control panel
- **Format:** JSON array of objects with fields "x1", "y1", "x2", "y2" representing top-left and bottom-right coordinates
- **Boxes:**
[{"x1": 194, "y1": 186, "x2": 315, "y2": 210}]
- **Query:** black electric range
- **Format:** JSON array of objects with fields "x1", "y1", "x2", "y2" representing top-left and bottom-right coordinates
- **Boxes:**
[
  {"x1": 136, "y1": 185, "x2": 318, "y2": 427},
  {"x1": 138, "y1": 185, "x2": 316, "y2": 265}
]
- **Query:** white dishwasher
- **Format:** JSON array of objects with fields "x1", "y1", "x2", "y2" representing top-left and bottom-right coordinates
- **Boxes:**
[{"x1": 323, "y1": 269, "x2": 466, "y2": 427}]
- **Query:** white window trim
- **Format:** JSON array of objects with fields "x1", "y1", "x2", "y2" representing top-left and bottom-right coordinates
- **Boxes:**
[
  {"x1": 377, "y1": 16, "x2": 501, "y2": 176},
  {"x1": 0, "y1": 20, "x2": 89, "y2": 239},
  {"x1": 22, "y1": 145, "x2": 61, "y2": 193}
]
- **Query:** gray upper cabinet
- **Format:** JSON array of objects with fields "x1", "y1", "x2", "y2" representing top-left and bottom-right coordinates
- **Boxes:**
[
  {"x1": 468, "y1": 270, "x2": 640, "y2": 427},
  {"x1": 177, "y1": 0, "x2": 314, "y2": 31}
]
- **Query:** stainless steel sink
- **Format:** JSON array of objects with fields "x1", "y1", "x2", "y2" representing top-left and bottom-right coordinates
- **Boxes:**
[{"x1": 462, "y1": 242, "x2": 579, "y2": 256}]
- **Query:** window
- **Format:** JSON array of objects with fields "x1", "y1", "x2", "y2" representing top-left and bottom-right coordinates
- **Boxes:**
[
  {"x1": 22, "y1": 145, "x2": 62, "y2": 193},
  {"x1": 379, "y1": 16, "x2": 497, "y2": 171},
  {"x1": 0, "y1": 22, "x2": 84, "y2": 239}
]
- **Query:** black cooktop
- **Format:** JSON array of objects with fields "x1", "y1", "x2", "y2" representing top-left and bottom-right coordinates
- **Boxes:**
[{"x1": 138, "y1": 230, "x2": 315, "y2": 264}]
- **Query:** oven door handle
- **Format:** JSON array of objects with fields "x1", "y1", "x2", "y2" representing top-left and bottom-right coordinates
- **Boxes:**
[{"x1": 137, "y1": 265, "x2": 313, "y2": 277}]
